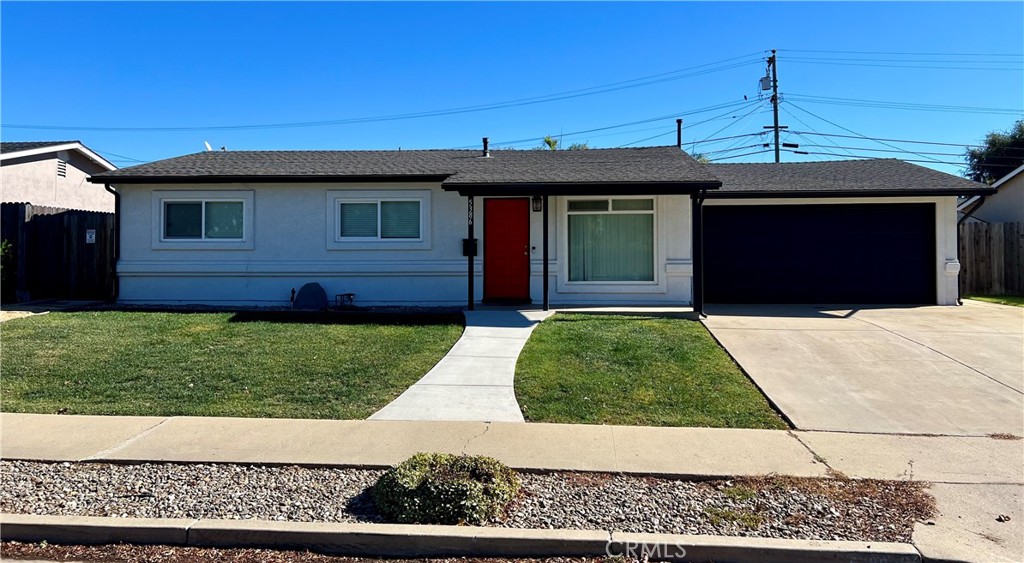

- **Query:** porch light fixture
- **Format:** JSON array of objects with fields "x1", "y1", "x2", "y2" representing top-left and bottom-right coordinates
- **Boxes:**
[{"x1": 531, "y1": 195, "x2": 543, "y2": 212}]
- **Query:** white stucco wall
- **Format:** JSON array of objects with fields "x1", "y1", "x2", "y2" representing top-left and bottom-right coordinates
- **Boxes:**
[
  {"x1": 1, "y1": 151, "x2": 114, "y2": 212},
  {"x1": 972, "y1": 173, "x2": 1023, "y2": 223},
  {"x1": 115, "y1": 182, "x2": 696, "y2": 306},
  {"x1": 703, "y1": 196, "x2": 961, "y2": 305}
]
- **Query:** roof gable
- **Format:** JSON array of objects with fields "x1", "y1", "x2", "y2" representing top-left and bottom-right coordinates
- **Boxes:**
[{"x1": 0, "y1": 140, "x2": 117, "y2": 171}]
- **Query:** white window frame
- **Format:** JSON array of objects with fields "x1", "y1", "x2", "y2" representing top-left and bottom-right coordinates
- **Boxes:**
[
  {"x1": 151, "y1": 190, "x2": 254, "y2": 250},
  {"x1": 564, "y1": 196, "x2": 658, "y2": 285},
  {"x1": 326, "y1": 189, "x2": 431, "y2": 250}
]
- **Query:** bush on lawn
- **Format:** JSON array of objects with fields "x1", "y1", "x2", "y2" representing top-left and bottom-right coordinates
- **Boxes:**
[{"x1": 372, "y1": 452, "x2": 521, "y2": 525}]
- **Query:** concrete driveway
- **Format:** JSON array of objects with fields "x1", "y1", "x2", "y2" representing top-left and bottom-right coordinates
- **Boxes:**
[{"x1": 703, "y1": 300, "x2": 1023, "y2": 436}]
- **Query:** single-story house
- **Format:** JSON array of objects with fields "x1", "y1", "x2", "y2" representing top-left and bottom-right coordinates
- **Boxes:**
[
  {"x1": 88, "y1": 145, "x2": 993, "y2": 312},
  {"x1": 958, "y1": 162, "x2": 1024, "y2": 224},
  {"x1": 1, "y1": 141, "x2": 117, "y2": 212}
]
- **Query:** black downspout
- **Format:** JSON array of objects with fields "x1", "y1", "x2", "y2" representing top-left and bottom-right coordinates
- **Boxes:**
[
  {"x1": 467, "y1": 196, "x2": 475, "y2": 311},
  {"x1": 691, "y1": 190, "x2": 706, "y2": 317},
  {"x1": 955, "y1": 196, "x2": 986, "y2": 306},
  {"x1": 104, "y1": 183, "x2": 120, "y2": 301},
  {"x1": 542, "y1": 195, "x2": 549, "y2": 311}
]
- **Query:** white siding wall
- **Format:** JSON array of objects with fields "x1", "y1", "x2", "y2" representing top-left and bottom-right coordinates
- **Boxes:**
[{"x1": 116, "y1": 182, "x2": 696, "y2": 306}]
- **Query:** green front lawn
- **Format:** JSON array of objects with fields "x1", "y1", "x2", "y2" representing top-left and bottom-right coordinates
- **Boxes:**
[
  {"x1": 515, "y1": 314, "x2": 787, "y2": 429},
  {"x1": 0, "y1": 311, "x2": 462, "y2": 419},
  {"x1": 968, "y1": 295, "x2": 1024, "y2": 308}
]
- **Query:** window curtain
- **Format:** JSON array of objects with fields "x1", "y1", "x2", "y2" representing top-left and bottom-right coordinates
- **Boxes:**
[{"x1": 569, "y1": 214, "x2": 654, "y2": 281}]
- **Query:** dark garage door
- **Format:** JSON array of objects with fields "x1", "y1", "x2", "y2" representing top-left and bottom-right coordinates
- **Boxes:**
[{"x1": 704, "y1": 203, "x2": 936, "y2": 304}]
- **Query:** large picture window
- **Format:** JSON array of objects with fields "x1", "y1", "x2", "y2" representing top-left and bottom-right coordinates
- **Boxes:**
[
  {"x1": 568, "y1": 198, "x2": 654, "y2": 282},
  {"x1": 337, "y1": 199, "x2": 422, "y2": 240}
]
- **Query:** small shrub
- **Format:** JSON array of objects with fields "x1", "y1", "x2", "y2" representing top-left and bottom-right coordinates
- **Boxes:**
[{"x1": 372, "y1": 452, "x2": 521, "y2": 525}]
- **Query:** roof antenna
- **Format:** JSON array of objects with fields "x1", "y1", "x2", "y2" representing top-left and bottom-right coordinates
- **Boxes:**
[{"x1": 204, "y1": 141, "x2": 213, "y2": 152}]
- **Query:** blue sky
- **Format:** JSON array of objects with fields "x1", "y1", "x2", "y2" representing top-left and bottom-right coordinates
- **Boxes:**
[{"x1": 2, "y1": 2, "x2": 1022, "y2": 175}]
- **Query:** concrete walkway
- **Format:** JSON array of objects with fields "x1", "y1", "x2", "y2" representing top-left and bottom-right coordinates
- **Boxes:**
[
  {"x1": 370, "y1": 309, "x2": 553, "y2": 422},
  {"x1": 3, "y1": 413, "x2": 1023, "y2": 561}
]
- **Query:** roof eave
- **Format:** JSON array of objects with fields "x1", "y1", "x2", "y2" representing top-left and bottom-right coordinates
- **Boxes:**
[
  {"x1": 704, "y1": 187, "x2": 998, "y2": 199},
  {"x1": 441, "y1": 180, "x2": 722, "y2": 197},
  {"x1": 88, "y1": 173, "x2": 453, "y2": 185}
]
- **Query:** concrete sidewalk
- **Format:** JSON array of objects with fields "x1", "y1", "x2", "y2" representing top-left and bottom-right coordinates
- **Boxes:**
[
  {"x1": 3, "y1": 413, "x2": 1020, "y2": 483},
  {"x1": 370, "y1": 309, "x2": 553, "y2": 422},
  {"x1": 3, "y1": 413, "x2": 1022, "y2": 562}
]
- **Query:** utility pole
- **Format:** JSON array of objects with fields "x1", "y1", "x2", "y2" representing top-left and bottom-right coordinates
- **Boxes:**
[{"x1": 768, "y1": 49, "x2": 780, "y2": 163}]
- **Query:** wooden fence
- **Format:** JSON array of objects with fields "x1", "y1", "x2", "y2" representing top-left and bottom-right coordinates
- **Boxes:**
[
  {"x1": 959, "y1": 221, "x2": 1023, "y2": 297},
  {"x1": 1, "y1": 203, "x2": 116, "y2": 302}
]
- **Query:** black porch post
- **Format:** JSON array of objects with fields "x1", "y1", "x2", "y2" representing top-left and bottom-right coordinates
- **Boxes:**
[
  {"x1": 542, "y1": 195, "x2": 550, "y2": 311},
  {"x1": 467, "y1": 196, "x2": 475, "y2": 311},
  {"x1": 691, "y1": 191, "x2": 705, "y2": 317}
]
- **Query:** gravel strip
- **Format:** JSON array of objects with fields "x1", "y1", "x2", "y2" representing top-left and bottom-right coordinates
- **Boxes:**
[{"x1": 0, "y1": 461, "x2": 933, "y2": 543}]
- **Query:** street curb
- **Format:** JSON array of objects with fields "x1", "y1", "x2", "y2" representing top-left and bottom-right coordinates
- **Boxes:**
[
  {"x1": 0, "y1": 513, "x2": 194, "y2": 546},
  {"x1": 0, "y1": 513, "x2": 923, "y2": 562},
  {"x1": 613, "y1": 531, "x2": 922, "y2": 563}
]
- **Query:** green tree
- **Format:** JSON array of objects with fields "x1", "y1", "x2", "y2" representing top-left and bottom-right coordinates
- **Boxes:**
[
  {"x1": 965, "y1": 119, "x2": 1024, "y2": 185},
  {"x1": 538, "y1": 136, "x2": 589, "y2": 150}
]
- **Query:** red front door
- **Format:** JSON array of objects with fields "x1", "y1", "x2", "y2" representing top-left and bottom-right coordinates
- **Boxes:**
[{"x1": 484, "y1": 198, "x2": 531, "y2": 302}]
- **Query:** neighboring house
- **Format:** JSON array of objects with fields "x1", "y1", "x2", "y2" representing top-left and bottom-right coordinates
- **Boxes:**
[
  {"x1": 1, "y1": 141, "x2": 117, "y2": 212},
  {"x1": 958, "y1": 163, "x2": 1024, "y2": 223},
  {"x1": 89, "y1": 147, "x2": 992, "y2": 311}
]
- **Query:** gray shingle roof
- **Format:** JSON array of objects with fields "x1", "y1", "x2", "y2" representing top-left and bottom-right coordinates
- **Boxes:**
[
  {"x1": 1, "y1": 141, "x2": 79, "y2": 154},
  {"x1": 709, "y1": 159, "x2": 990, "y2": 196},
  {"x1": 89, "y1": 146, "x2": 719, "y2": 186}
]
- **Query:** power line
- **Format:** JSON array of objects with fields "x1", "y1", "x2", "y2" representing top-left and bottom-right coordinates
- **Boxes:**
[
  {"x1": 482, "y1": 98, "x2": 764, "y2": 149},
  {"x1": 784, "y1": 130, "x2": 987, "y2": 148},
  {"x1": 785, "y1": 94, "x2": 1023, "y2": 116},
  {"x1": 781, "y1": 148, "x2": 1015, "y2": 167},
  {"x1": 708, "y1": 149, "x2": 773, "y2": 162},
  {"x1": 701, "y1": 143, "x2": 771, "y2": 156},
  {"x1": 687, "y1": 132, "x2": 769, "y2": 146},
  {"x1": 779, "y1": 105, "x2": 858, "y2": 158},
  {"x1": 95, "y1": 149, "x2": 146, "y2": 163},
  {"x1": 779, "y1": 48, "x2": 1023, "y2": 57},
  {"x1": 783, "y1": 101, "x2": 948, "y2": 164},
  {"x1": 791, "y1": 143, "x2": 968, "y2": 157},
  {"x1": 690, "y1": 101, "x2": 769, "y2": 151},
  {"x1": 786, "y1": 60, "x2": 1021, "y2": 72},
  {"x1": 785, "y1": 56, "x2": 1022, "y2": 64},
  {"x1": 3, "y1": 53, "x2": 766, "y2": 132},
  {"x1": 617, "y1": 129, "x2": 676, "y2": 148}
]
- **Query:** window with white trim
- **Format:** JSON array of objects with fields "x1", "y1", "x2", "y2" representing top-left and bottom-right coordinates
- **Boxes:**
[
  {"x1": 151, "y1": 190, "x2": 254, "y2": 250},
  {"x1": 163, "y1": 200, "x2": 245, "y2": 240},
  {"x1": 325, "y1": 189, "x2": 431, "y2": 250},
  {"x1": 336, "y1": 199, "x2": 422, "y2": 241},
  {"x1": 567, "y1": 198, "x2": 655, "y2": 282}
]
